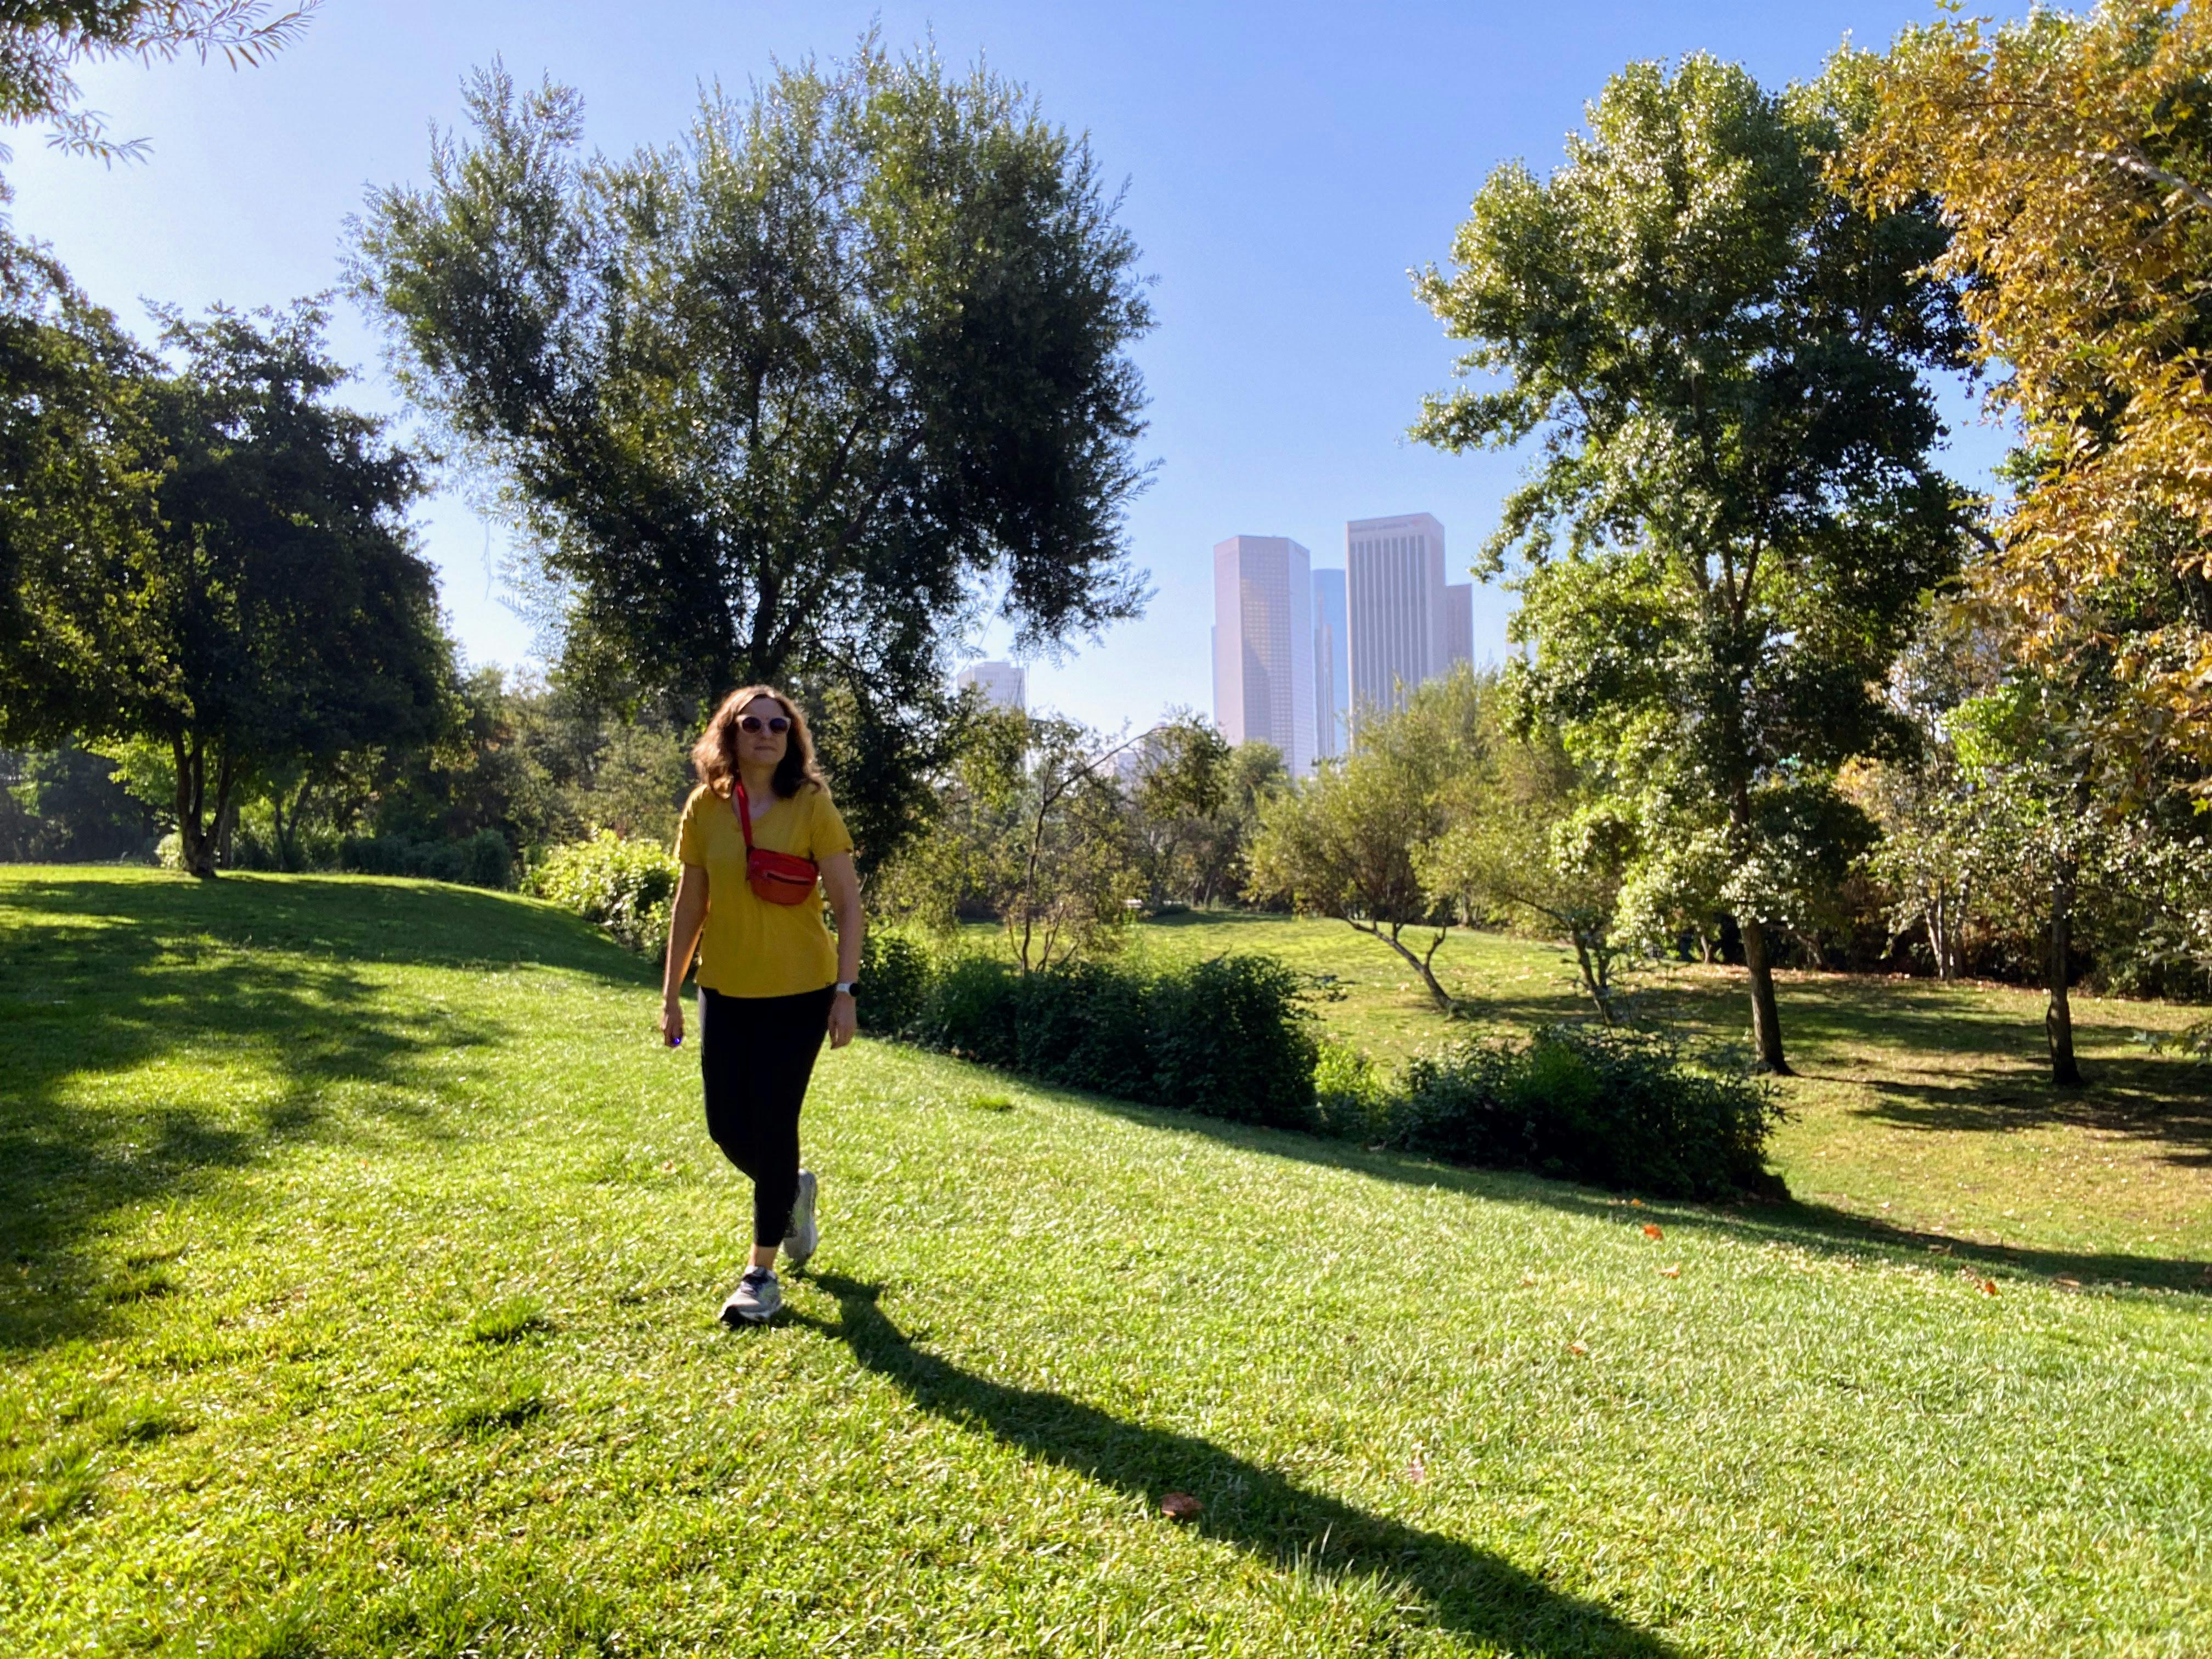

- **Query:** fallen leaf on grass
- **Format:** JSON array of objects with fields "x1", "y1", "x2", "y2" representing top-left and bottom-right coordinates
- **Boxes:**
[
  {"x1": 1519, "y1": 1273, "x2": 1538, "y2": 1288},
  {"x1": 1658, "y1": 1266, "x2": 1681, "y2": 1278},
  {"x1": 1160, "y1": 1492, "x2": 1203, "y2": 1521},
  {"x1": 1641, "y1": 1223, "x2": 1664, "y2": 1240},
  {"x1": 1568, "y1": 1341, "x2": 1589, "y2": 1356},
  {"x1": 1979, "y1": 1279, "x2": 1999, "y2": 1295},
  {"x1": 2056, "y1": 1276, "x2": 2081, "y2": 1289}
]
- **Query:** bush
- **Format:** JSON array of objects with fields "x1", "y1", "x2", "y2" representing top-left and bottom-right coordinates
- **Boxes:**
[
  {"x1": 855, "y1": 930, "x2": 933, "y2": 1037},
  {"x1": 526, "y1": 831, "x2": 679, "y2": 953},
  {"x1": 1384, "y1": 1025, "x2": 1781, "y2": 1199},
  {"x1": 900, "y1": 950, "x2": 1318, "y2": 1130},
  {"x1": 1147, "y1": 955, "x2": 1318, "y2": 1129},
  {"x1": 1313, "y1": 1038, "x2": 1393, "y2": 1141},
  {"x1": 341, "y1": 830, "x2": 512, "y2": 890}
]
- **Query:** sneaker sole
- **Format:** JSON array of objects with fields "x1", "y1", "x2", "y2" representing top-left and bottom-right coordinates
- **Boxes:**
[{"x1": 720, "y1": 1300, "x2": 779, "y2": 1327}]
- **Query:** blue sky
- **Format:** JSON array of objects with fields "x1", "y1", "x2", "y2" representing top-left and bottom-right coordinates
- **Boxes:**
[{"x1": 13, "y1": 0, "x2": 2011, "y2": 730}]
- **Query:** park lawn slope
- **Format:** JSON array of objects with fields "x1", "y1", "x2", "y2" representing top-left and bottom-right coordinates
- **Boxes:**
[
  {"x1": 2, "y1": 869, "x2": 2208, "y2": 1657},
  {"x1": 1110, "y1": 913, "x2": 2212, "y2": 1273}
]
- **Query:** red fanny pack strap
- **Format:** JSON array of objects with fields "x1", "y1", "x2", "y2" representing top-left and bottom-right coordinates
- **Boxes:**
[{"x1": 733, "y1": 780, "x2": 757, "y2": 851}]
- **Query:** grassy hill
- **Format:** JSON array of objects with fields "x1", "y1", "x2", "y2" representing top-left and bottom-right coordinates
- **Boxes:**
[{"x1": 2, "y1": 870, "x2": 2208, "y2": 1657}]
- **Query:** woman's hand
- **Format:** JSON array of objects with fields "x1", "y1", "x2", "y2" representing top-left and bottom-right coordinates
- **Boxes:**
[
  {"x1": 827, "y1": 989, "x2": 857, "y2": 1050},
  {"x1": 660, "y1": 995, "x2": 685, "y2": 1048}
]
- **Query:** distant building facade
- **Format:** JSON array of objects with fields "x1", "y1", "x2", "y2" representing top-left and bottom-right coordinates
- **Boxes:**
[
  {"x1": 1311, "y1": 567, "x2": 1348, "y2": 761},
  {"x1": 1443, "y1": 581, "x2": 1474, "y2": 672},
  {"x1": 955, "y1": 659, "x2": 1026, "y2": 712},
  {"x1": 1212, "y1": 534, "x2": 1316, "y2": 775},
  {"x1": 1345, "y1": 511, "x2": 1447, "y2": 727}
]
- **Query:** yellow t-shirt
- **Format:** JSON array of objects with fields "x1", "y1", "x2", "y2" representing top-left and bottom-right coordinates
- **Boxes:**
[{"x1": 675, "y1": 781, "x2": 854, "y2": 998}]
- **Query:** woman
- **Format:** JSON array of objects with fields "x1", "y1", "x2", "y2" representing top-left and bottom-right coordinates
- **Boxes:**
[{"x1": 661, "y1": 686, "x2": 862, "y2": 1325}]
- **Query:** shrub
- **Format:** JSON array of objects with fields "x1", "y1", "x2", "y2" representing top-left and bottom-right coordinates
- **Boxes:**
[
  {"x1": 900, "y1": 950, "x2": 1317, "y2": 1130},
  {"x1": 341, "y1": 830, "x2": 512, "y2": 890},
  {"x1": 526, "y1": 831, "x2": 678, "y2": 953},
  {"x1": 1313, "y1": 1038, "x2": 1393, "y2": 1141},
  {"x1": 856, "y1": 930, "x2": 933, "y2": 1037},
  {"x1": 910, "y1": 953, "x2": 1020, "y2": 1065},
  {"x1": 1147, "y1": 955, "x2": 1317, "y2": 1129},
  {"x1": 1384, "y1": 1025, "x2": 1781, "y2": 1199}
]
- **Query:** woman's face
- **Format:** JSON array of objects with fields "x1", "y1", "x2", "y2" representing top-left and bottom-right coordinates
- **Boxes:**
[{"x1": 736, "y1": 697, "x2": 791, "y2": 772}]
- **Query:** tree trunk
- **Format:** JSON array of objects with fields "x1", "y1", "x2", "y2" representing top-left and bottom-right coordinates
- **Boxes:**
[
  {"x1": 1351, "y1": 918, "x2": 1454, "y2": 1014},
  {"x1": 2046, "y1": 861, "x2": 2082, "y2": 1087},
  {"x1": 1740, "y1": 913, "x2": 1792, "y2": 1075},
  {"x1": 172, "y1": 735, "x2": 218, "y2": 879}
]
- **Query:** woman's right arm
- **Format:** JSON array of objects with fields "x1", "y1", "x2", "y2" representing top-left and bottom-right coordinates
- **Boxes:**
[{"x1": 661, "y1": 864, "x2": 709, "y2": 1046}]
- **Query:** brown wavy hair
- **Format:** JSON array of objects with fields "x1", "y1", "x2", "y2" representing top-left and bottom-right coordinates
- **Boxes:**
[{"x1": 692, "y1": 685, "x2": 826, "y2": 802}]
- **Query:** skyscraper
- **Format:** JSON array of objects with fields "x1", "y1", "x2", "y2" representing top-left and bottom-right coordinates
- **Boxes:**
[
  {"x1": 1443, "y1": 582, "x2": 1475, "y2": 673},
  {"x1": 1312, "y1": 567, "x2": 1348, "y2": 761},
  {"x1": 1212, "y1": 534, "x2": 1315, "y2": 775},
  {"x1": 1345, "y1": 512, "x2": 1446, "y2": 727},
  {"x1": 955, "y1": 659, "x2": 1026, "y2": 712}
]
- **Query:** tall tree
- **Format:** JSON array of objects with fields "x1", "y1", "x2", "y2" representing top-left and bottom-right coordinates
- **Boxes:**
[
  {"x1": 137, "y1": 304, "x2": 453, "y2": 875},
  {"x1": 1850, "y1": 0, "x2": 2212, "y2": 785},
  {"x1": 350, "y1": 43, "x2": 1154, "y2": 865},
  {"x1": 1412, "y1": 54, "x2": 1974, "y2": 1072}
]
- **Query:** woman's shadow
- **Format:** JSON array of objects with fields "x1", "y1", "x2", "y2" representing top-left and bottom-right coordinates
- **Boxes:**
[{"x1": 789, "y1": 1276, "x2": 1679, "y2": 1657}]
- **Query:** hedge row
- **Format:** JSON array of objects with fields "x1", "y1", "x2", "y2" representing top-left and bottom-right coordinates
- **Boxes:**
[
  {"x1": 860, "y1": 932, "x2": 1784, "y2": 1200},
  {"x1": 517, "y1": 835, "x2": 1785, "y2": 1200}
]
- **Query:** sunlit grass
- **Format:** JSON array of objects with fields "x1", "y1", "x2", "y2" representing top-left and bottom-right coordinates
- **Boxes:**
[{"x1": 1, "y1": 870, "x2": 2207, "y2": 1657}]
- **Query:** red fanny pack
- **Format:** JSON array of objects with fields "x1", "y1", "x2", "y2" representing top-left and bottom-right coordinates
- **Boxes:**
[{"x1": 733, "y1": 781, "x2": 820, "y2": 905}]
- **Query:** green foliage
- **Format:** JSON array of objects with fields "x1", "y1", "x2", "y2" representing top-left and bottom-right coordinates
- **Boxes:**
[
  {"x1": 0, "y1": 2, "x2": 319, "y2": 165},
  {"x1": 873, "y1": 707, "x2": 1146, "y2": 970},
  {"x1": 0, "y1": 237, "x2": 165, "y2": 751},
  {"x1": 854, "y1": 930, "x2": 932, "y2": 1038},
  {"x1": 525, "y1": 831, "x2": 678, "y2": 953},
  {"x1": 351, "y1": 41, "x2": 1154, "y2": 869},
  {"x1": 1312, "y1": 1037, "x2": 1394, "y2": 1141},
  {"x1": 337, "y1": 831, "x2": 511, "y2": 891},
  {"x1": 0, "y1": 744, "x2": 158, "y2": 862},
  {"x1": 895, "y1": 949, "x2": 1319, "y2": 1131},
  {"x1": 1249, "y1": 669, "x2": 1488, "y2": 1012},
  {"x1": 1385, "y1": 1026, "x2": 1783, "y2": 1200},
  {"x1": 1414, "y1": 52, "x2": 1975, "y2": 1071}
]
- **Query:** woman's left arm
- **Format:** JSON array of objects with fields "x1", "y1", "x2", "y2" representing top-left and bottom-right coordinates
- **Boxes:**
[{"x1": 821, "y1": 850, "x2": 862, "y2": 1049}]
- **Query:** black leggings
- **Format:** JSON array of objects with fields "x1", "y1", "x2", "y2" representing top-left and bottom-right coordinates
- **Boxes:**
[{"x1": 698, "y1": 984, "x2": 834, "y2": 1248}]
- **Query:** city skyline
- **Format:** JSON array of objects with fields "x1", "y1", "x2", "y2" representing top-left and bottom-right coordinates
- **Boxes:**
[{"x1": 8, "y1": 3, "x2": 2004, "y2": 741}]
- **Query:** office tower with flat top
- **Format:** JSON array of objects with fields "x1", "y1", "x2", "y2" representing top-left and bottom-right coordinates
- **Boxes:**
[
  {"x1": 1345, "y1": 511, "x2": 1446, "y2": 727},
  {"x1": 1312, "y1": 567, "x2": 1348, "y2": 761},
  {"x1": 1212, "y1": 534, "x2": 1316, "y2": 775},
  {"x1": 1443, "y1": 581, "x2": 1475, "y2": 672}
]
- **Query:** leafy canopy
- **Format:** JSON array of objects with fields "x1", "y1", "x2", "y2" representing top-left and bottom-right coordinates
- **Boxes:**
[
  {"x1": 1412, "y1": 53, "x2": 1974, "y2": 1069},
  {"x1": 1849, "y1": 0, "x2": 2212, "y2": 776},
  {"x1": 349, "y1": 41, "x2": 1155, "y2": 862}
]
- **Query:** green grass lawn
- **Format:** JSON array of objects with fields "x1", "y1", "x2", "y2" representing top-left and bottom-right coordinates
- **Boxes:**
[
  {"x1": 1107, "y1": 913, "x2": 2212, "y2": 1278},
  {"x1": 4, "y1": 870, "x2": 2209, "y2": 1657}
]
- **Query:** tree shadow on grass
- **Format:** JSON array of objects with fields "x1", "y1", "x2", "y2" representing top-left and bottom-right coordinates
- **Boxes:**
[
  {"x1": 0, "y1": 871, "x2": 614, "y2": 1350},
  {"x1": 977, "y1": 1073, "x2": 2212, "y2": 1296},
  {"x1": 792, "y1": 1275, "x2": 1681, "y2": 1658}
]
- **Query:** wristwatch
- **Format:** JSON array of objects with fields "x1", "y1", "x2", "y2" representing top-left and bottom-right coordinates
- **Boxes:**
[{"x1": 833, "y1": 981, "x2": 859, "y2": 997}]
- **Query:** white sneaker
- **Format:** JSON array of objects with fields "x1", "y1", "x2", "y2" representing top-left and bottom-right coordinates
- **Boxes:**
[
  {"x1": 721, "y1": 1267, "x2": 781, "y2": 1325},
  {"x1": 782, "y1": 1169, "x2": 820, "y2": 1269}
]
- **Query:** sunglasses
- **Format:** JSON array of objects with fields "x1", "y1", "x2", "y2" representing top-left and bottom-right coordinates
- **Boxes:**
[{"x1": 739, "y1": 714, "x2": 791, "y2": 735}]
